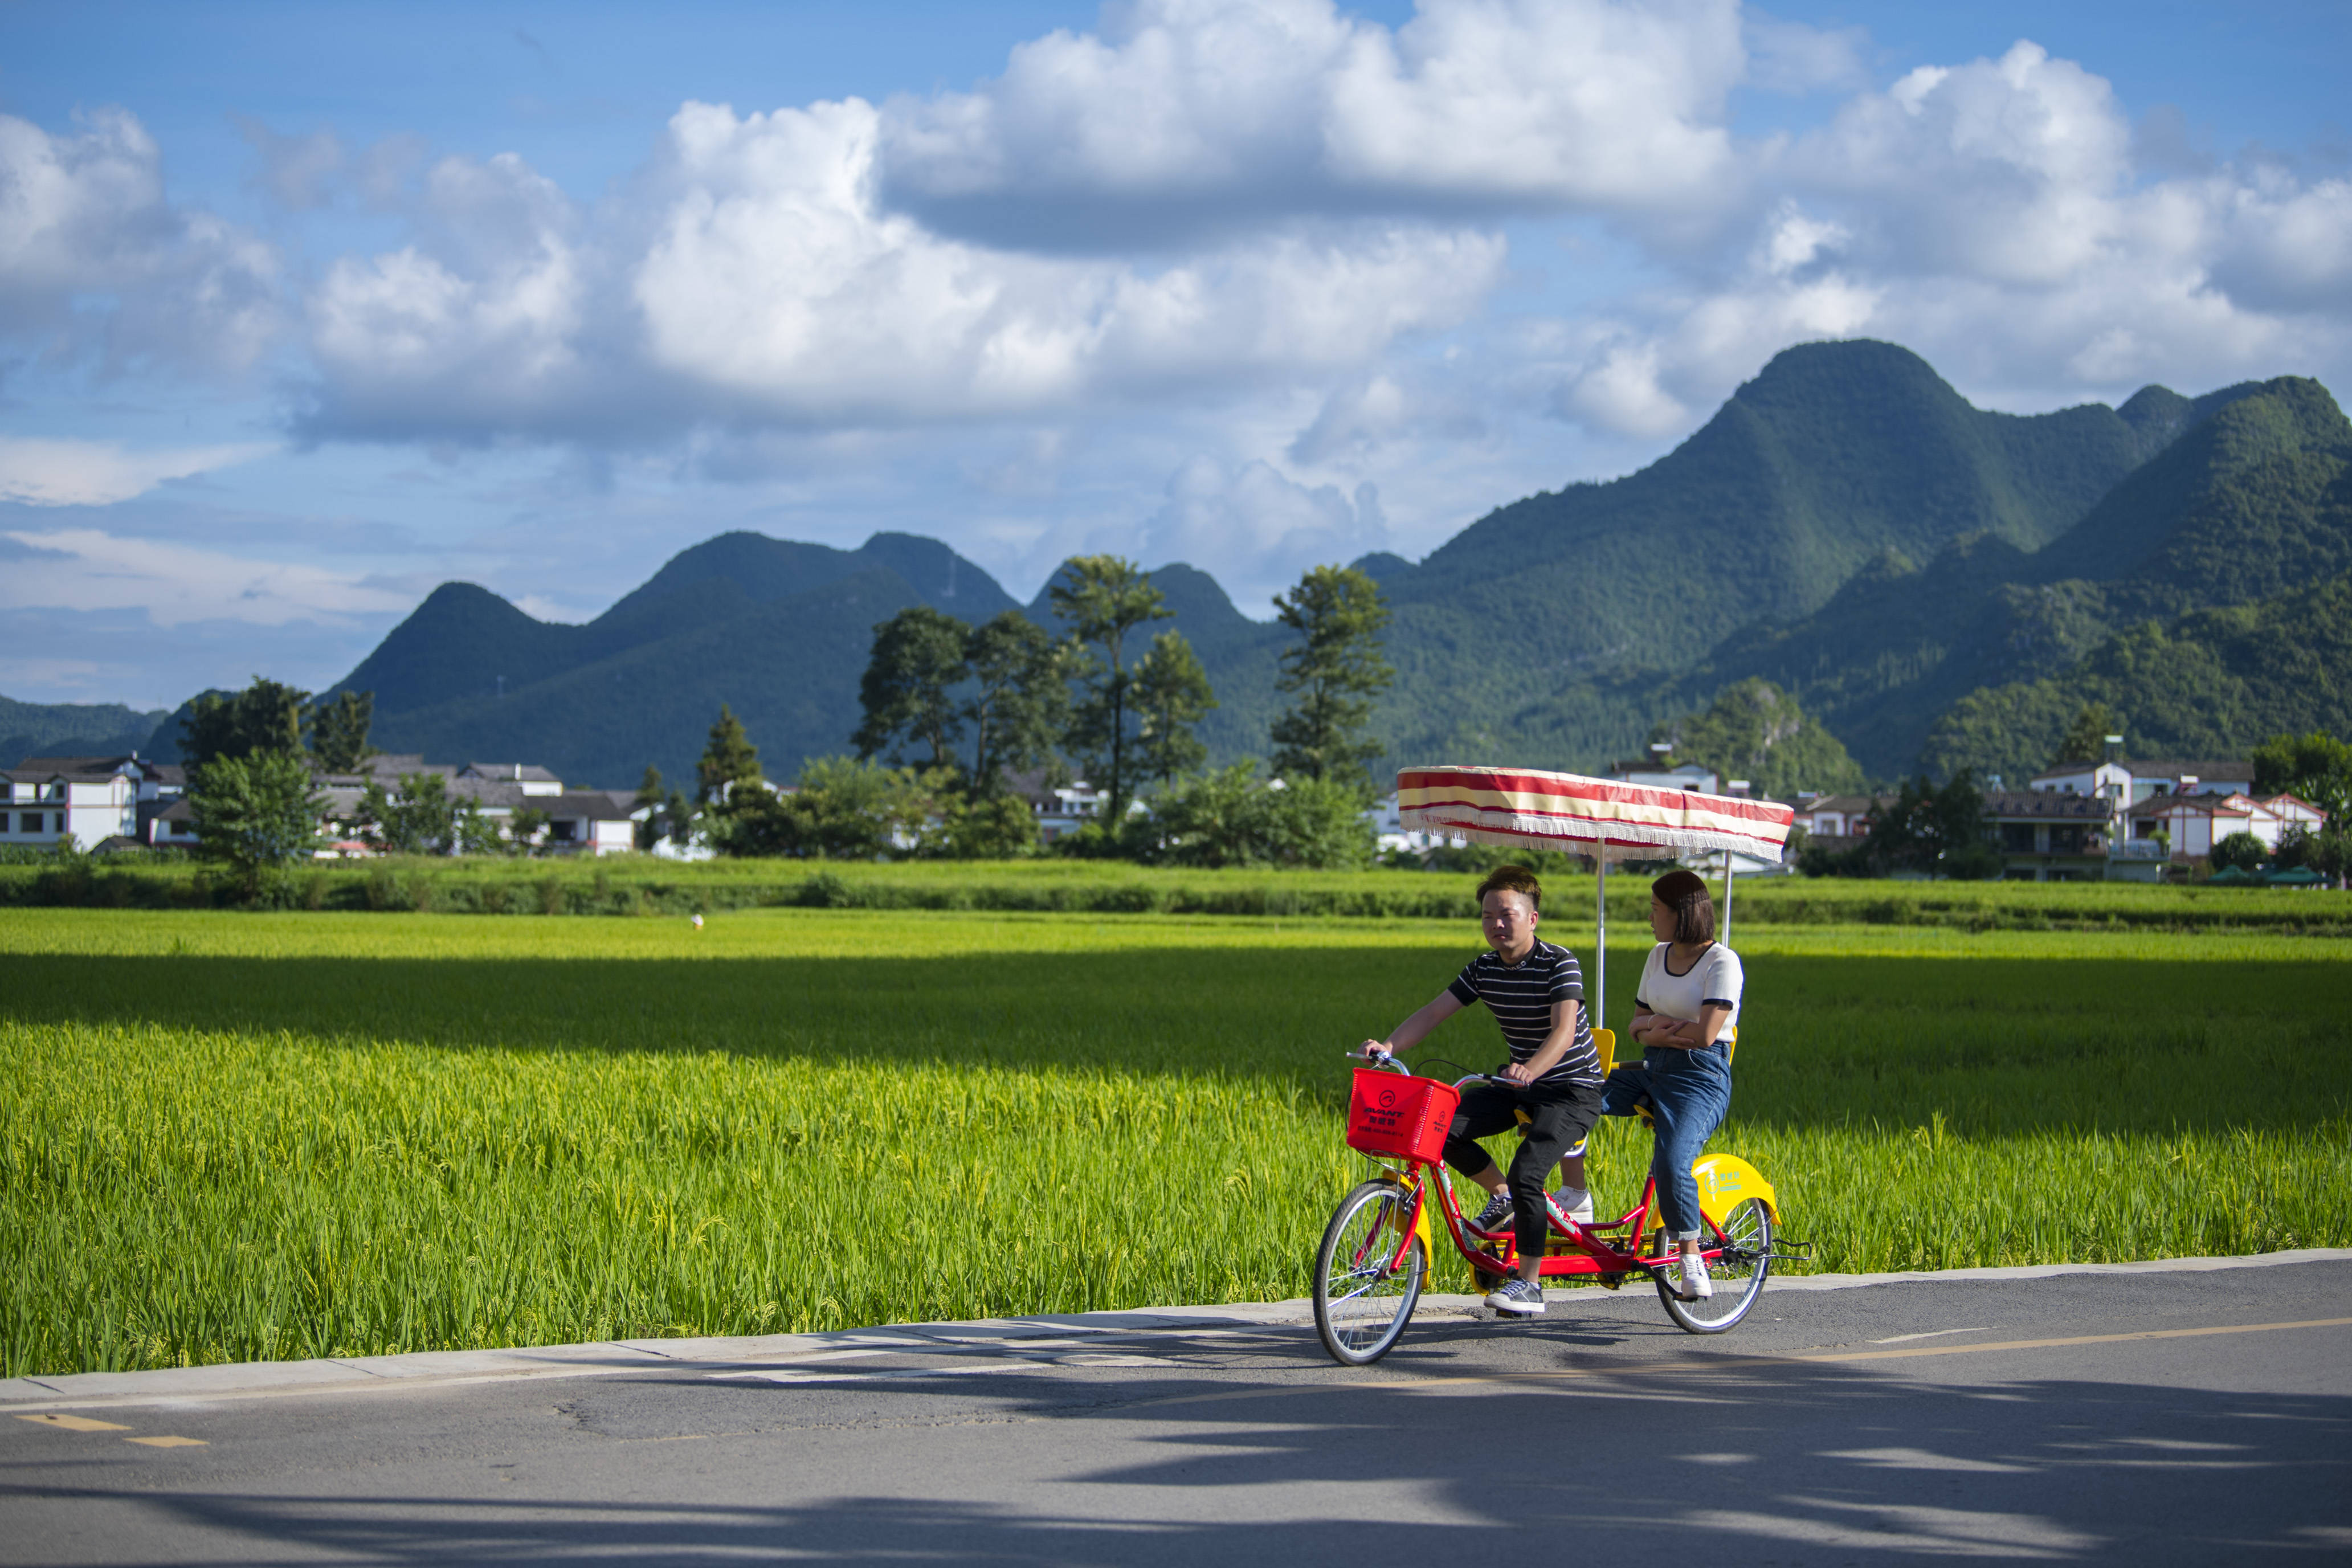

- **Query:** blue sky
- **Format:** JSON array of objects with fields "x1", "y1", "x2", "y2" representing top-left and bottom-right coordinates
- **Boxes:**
[{"x1": 3, "y1": 0, "x2": 2347, "y2": 712}]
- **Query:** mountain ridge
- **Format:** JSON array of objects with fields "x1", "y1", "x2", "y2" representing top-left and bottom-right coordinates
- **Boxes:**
[{"x1": 103, "y1": 337, "x2": 2347, "y2": 793}]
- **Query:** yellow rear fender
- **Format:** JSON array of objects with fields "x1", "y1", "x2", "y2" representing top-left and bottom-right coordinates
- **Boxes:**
[{"x1": 1690, "y1": 1154, "x2": 1776, "y2": 1227}]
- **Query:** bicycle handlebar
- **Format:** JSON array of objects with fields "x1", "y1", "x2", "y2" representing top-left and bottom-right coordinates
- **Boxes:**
[{"x1": 1349, "y1": 1048, "x2": 1515, "y2": 1089}]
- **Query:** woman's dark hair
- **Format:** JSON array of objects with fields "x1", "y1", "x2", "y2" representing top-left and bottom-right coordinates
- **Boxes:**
[{"x1": 1651, "y1": 869, "x2": 1715, "y2": 945}]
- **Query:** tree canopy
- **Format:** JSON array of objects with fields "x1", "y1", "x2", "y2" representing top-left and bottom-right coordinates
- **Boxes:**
[
  {"x1": 182, "y1": 677, "x2": 307, "y2": 771},
  {"x1": 1268, "y1": 564, "x2": 1393, "y2": 796},
  {"x1": 1051, "y1": 555, "x2": 1171, "y2": 826},
  {"x1": 307, "y1": 690, "x2": 376, "y2": 774},
  {"x1": 189, "y1": 749, "x2": 324, "y2": 904},
  {"x1": 1648, "y1": 679, "x2": 1864, "y2": 799},
  {"x1": 696, "y1": 705, "x2": 763, "y2": 805},
  {"x1": 854, "y1": 606, "x2": 970, "y2": 770},
  {"x1": 1130, "y1": 630, "x2": 1216, "y2": 789}
]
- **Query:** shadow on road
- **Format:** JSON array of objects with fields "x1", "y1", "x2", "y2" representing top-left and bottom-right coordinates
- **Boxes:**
[{"x1": 14, "y1": 1345, "x2": 2347, "y2": 1563}]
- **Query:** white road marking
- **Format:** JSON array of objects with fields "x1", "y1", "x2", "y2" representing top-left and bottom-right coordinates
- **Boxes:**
[{"x1": 1869, "y1": 1326, "x2": 1994, "y2": 1345}]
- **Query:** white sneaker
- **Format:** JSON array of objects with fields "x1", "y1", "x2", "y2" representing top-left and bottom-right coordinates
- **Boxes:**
[
  {"x1": 1545, "y1": 1187, "x2": 1594, "y2": 1227},
  {"x1": 1675, "y1": 1257, "x2": 1713, "y2": 1300}
]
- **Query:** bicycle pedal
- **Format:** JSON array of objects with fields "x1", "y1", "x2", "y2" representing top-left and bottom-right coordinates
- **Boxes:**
[{"x1": 1597, "y1": 1273, "x2": 1623, "y2": 1291}]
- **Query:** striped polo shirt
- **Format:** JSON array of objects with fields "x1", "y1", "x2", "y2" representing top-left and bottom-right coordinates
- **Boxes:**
[{"x1": 1446, "y1": 938, "x2": 1600, "y2": 1088}]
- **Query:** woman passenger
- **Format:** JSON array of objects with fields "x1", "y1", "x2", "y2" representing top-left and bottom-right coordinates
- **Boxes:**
[{"x1": 1604, "y1": 869, "x2": 1743, "y2": 1300}]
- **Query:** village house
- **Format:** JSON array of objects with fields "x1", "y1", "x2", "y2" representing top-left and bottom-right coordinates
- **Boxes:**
[
  {"x1": 5, "y1": 748, "x2": 644, "y2": 858},
  {"x1": 1004, "y1": 769, "x2": 1122, "y2": 845},
  {"x1": 1606, "y1": 758, "x2": 1723, "y2": 794},
  {"x1": 1, "y1": 754, "x2": 167, "y2": 851},
  {"x1": 2133, "y1": 791, "x2": 2324, "y2": 865},
  {"x1": 1982, "y1": 790, "x2": 2116, "y2": 881}
]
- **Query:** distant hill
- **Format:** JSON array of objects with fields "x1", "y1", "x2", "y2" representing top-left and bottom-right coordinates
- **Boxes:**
[
  {"x1": 264, "y1": 340, "x2": 2349, "y2": 793},
  {"x1": 1697, "y1": 375, "x2": 2350, "y2": 778},
  {"x1": 0, "y1": 695, "x2": 170, "y2": 769},
  {"x1": 1367, "y1": 339, "x2": 2170, "y2": 770},
  {"x1": 329, "y1": 534, "x2": 1016, "y2": 787},
  {"x1": 1919, "y1": 564, "x2": 2352, "y2": 784}
]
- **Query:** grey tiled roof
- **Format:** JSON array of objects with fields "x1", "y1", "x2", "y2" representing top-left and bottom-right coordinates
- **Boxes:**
[{"x1": 1982, "y1": 791, "x2": 2110, "y2": 820}]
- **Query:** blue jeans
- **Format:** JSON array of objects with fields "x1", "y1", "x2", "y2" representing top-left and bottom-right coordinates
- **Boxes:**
[{"x1": 1599, "y1": 1044, "x2": 1732, "y2": 1240}]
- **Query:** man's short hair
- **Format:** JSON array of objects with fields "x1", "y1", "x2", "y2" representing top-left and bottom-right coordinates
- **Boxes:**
[
  {"x1": 1476, "y1": 864, "x2": 1542, "y2": 910},
  {"x1": 1651, "y1": 868, "x2": 1716, "y2": 945}
]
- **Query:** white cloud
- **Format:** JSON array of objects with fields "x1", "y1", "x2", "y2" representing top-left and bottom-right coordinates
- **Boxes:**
[
  {"x1": 0, "y1": 109, "x2": 280, "y2": 373},
  {"x1": 0, "y1": 438, "x2": 278, "y2": 507},
  {"x1": 1140, "y1": 455, "x2": 1388, "y2": 610},
  {"x1": 0, "y1": 528, "x2": 414, "y2": 627},
  {"x1": 879, "y1": 0, "x2": 1749, "y2": 243},
  {"x1": 1540, "y1": 39, "x2": 2352, "y2": 439},
  {"x1": 301, "y1": 96, "x2": 1503, "y2": 438},
  {"x1": 1287, "y1": 370, "x2": 1487, "y2": 466}
]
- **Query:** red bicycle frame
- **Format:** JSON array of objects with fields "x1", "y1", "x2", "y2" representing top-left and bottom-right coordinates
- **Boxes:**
[{"x1": 1370, "y1": 1148, "x2": 1725, "y2": 1286}]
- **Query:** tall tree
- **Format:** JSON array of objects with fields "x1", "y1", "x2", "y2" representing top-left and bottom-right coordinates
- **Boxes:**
[
  {"x1": 1050, "y1": 556, "x2": 1171, "y2": 827},
  {"x1": 855, "y1": 606, "x2": 971, "y2": 769},
  {"x1": 697, "y1": 705, "x2": 763, "y2": 806},
  {"x1": 632, "y1": 765, "x2": 668, "y2": 852},
  {"x1": 2252, "y1": 730, "x2": 2352, "y2": 820},
  {"x1": 182, "y1": 677, "x2": 308, "y2": 770},
  {"x1": 307, "y1": 690, "x2": 375, "y2": 774},
  {"x1": 961, "y1": 610, "x2": 1067, "y2": 793},
  {"x1": 2052, "y1": 702, "x2": 2119, "y2": 766},
  {"x1": 1130, "y1": 629, "x2": 1216, "y2": 789},
  {"x1": 1268, "y1": 564, "x2": 1394, "y2": 795},
  {"x1": 190, "y1": 749, "x2": 324, "y2": 905},
  {"x1": 356, "y1": 773, "x2": 458, "y2": 856}
]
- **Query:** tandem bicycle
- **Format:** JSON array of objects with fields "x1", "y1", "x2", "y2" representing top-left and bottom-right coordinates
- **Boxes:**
[{"x1": 1311, "y1": 1040, "x2": 1807, "y2": 1365}]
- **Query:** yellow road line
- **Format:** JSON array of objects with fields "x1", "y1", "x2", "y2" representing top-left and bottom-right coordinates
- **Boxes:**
[
  {"x1": 17, "y1": 1412, "x2": 130, "y2": 1432},
  {"x1": 124, "y1": 1435, "x2": 206, "y2": 1448}
]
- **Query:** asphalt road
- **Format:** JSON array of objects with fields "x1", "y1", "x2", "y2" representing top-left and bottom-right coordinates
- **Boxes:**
[{"x1": 5, "y1": 1259, "x2": 2349, "y2": 1565}]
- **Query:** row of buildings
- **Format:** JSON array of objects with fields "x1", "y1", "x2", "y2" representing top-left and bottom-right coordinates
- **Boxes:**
[
  {"x1": 3, "y1": 751, "x2": 1137, "y2": 858},
  {"x1": 7, "y1": 748, "x2": 2330, "y2": 881},
  {"x1": 1, "y1": 753, "x2": 640, "y2": 856},
  {"x1": 1784, "y1": 758, "x2": 2325, "y2": 882}
]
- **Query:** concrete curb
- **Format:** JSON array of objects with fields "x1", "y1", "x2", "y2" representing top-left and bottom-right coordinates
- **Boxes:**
[{"x1": 6, "y1": 1248, "x2": 2346, "y2": 1414}]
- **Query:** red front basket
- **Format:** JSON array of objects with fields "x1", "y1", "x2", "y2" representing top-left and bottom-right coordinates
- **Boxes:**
[{"x1": 1345, "y1": 1069, "x2": 1460, "y2": 1163}]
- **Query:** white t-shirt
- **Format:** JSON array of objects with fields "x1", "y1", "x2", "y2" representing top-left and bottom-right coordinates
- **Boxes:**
[{"x1": 1634, "y1": 941, "x2": 1744, "y2": 1039}]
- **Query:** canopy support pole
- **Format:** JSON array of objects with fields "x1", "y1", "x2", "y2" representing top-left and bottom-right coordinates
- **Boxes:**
[
  {"x1": 1594, "y1": 853, "x2": 1608, "y2": 1031},
  {"x1": 1722, "y1": 856, "x2": 1735, "y2": 946}
]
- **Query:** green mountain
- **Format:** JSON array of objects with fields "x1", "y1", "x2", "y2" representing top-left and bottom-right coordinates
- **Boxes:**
[
  {"x1": 1701, "y1": 375, "x2": 2349, "y2": 778},
  {"x1": 235, "y1": 338, "x2": 2345, "y2": 795},
  {"x1": 1919, "y1": 565, "x2": 2352, "y2": 785},
  {"x1": 1366, "y1": 340, "x2": 2167, "y2": 770},
  {"x1": 0, "y1": 696, "x2": 171, "y2": 769},
  {"x1": 318, "y1": 534, "x2": 1018, "y2": 786}
]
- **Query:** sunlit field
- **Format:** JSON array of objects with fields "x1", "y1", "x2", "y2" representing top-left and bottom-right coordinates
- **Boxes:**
[{"x1": 4, "y1": 906, "x2": 2347, "y2": 1375}]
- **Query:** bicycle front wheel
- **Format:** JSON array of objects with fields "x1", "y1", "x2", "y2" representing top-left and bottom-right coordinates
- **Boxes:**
[
  {"x1": 1313, "y1": 1179, "x2": 1427, "y2": 1366},
  {"x1": 1657, "y1": 1197, "x2": 1773, "y2": 1334}
]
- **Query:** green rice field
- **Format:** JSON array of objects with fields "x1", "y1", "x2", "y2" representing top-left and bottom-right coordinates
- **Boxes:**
[{"x1": 3, "y1": 904, "x2": 2349, "y2": 1376}]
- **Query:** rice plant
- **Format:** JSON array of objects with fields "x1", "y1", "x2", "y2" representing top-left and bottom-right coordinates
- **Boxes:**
[{"x1": 3, "y1": 908, "x2": 2346, "y2": 1375}]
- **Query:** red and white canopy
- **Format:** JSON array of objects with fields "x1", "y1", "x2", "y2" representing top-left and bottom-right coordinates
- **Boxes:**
[{"x1": 1396, "y1": 765, "x2": 1794, "y2": 861}]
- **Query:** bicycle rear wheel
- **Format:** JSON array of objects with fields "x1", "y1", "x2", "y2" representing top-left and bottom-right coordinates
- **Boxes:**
[
  {"x1": 1313, "y1": 1179, "x2": 1427, "y2": 1365},
  {"x1": 1657, "y1": 1197, "x2": 1773, "y2": 1334}
]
